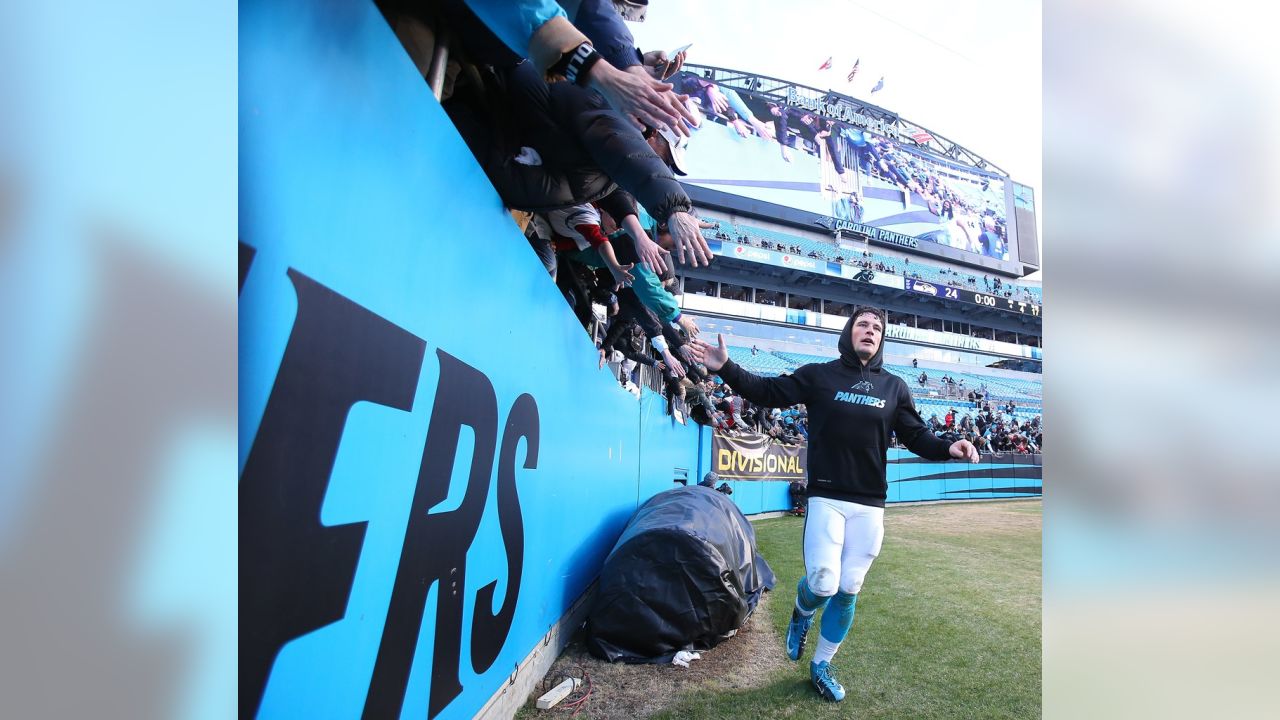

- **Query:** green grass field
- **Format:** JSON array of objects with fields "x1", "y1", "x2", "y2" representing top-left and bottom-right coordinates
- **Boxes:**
[{"x1": 649, "y1": 500, "x2": 1042, "y2": 720}]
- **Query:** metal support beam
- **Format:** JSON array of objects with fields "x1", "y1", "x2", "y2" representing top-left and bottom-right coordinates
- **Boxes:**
[{"x1": 427, "y1": 28, "x2": 450, "y2": 100}]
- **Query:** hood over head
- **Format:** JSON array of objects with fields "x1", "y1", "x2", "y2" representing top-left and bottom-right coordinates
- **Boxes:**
[{"x1": 838, "y1": 306, "x2": 887, "y2": 371}]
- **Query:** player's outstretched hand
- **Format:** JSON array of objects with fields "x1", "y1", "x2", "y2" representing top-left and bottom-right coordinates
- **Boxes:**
[
  {"x1": 949, "y1": 439, "x2": 980, "y2": 463},
  {"x1": 689, "y1": 333, "x2": 729, "y2": 372}
]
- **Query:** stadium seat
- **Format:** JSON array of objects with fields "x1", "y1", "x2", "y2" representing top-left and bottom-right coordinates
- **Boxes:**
[
  {"x1": 705, "y1": 221, "x2": 1039, "y2": 307},
  {"x1": 726, "y1": 346, "x2": 795, "y2": 376}
]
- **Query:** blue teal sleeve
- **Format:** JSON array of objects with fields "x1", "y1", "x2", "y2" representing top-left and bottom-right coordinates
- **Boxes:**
[
  {"x1": 561, "y1": 247, "x2": 677, "y2": 323},
  {"x1": 463, "y1": 0, "x2": 566, "y2": 59},
  {"x1": 628, "y1": 265, "x2": 680, "y2": 324},
  {"x1": 720, "y1": 86, "x2": 758, "y2": 123}
]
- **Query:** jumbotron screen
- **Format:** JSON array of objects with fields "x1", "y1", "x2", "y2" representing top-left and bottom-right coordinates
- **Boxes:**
[
  {"x1": 669, "y1": 72, "x2": 1017, "y2": 264},
  {"x1": 1012, "y1": 182, "x2": 1039, "y2": 267}
]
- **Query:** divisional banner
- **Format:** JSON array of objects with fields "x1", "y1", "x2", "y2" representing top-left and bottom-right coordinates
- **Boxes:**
[{"x1": 713, "y1": 431, "x2": 807, "y2": 481}]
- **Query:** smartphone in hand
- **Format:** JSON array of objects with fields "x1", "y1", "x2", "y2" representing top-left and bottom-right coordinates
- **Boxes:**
[{"x1": 657, "y1": 43, "x2": 693, "y2": 80}]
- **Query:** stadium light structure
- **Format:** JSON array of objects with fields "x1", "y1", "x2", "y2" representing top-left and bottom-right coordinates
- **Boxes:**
[{"x1": 684, "y1": 64, "x2": 1009, "y2": 178}]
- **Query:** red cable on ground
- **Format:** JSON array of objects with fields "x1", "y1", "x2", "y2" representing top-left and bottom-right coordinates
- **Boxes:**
[
  {"x1": 558, "y1": 664, "x2": 593, "y2": 716},
  {"x1": 533, "y1": 664, "x2": 593, "y2": 716}
]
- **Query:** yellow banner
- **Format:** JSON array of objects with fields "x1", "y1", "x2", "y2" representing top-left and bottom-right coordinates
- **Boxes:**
[{"x1": 712, "y1": 431, "x2": 807, "y2": 482}]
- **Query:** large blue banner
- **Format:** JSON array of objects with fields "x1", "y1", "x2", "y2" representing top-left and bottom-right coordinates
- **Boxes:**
[
  {"x1": 239, "y1": 2, "x2": 701, "y2": 718},
  {"x1": 885, "y1": 449, "x2": 1043, "y2": 503}
]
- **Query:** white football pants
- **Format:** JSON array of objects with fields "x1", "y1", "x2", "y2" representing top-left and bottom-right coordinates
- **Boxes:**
[{"x1": 803, "y1": 496, "x2": 885, "y2": 596}]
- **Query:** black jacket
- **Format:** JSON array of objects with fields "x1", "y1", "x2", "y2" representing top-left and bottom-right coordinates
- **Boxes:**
[
  {"x1": 445, "y1": 61, "x2": 692, "y2": 220},
  {"x1": 570, "y1": 0, "x2": 643, "y2": 70},
  {"x1": 717, "y1": 314, "x2": 953, "y2": 507},
  {"x1": 602, "y1": 320, "x2": 655, "y2": 367}
]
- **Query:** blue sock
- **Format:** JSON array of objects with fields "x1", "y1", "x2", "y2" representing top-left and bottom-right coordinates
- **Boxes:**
[
  {"x1": 818, "y1": 591, "x2": 857, "y2": 647},
  {"x1": 795, "y1": 577, "x2": 830, "y2": 616}
]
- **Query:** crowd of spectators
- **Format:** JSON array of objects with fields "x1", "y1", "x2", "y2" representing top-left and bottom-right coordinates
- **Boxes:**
[
  {"x1": 426, "y1": 0, "x2": 716, "y2": 270},
  {"x1": 577, "y1": 265, "x2": 1042, "y2": 457},
  {"x1": 708, "y1": 227, "x2": 824, "y2": 258},
  {"x1": 660, "y1": 374, "x2": 809, "y2": 445},
  {"x1": 894, "y1": 400, "x2": 1042, "y2": 455},
  {"x1": 857, "y1": 136, "x2": 1009, "y2": 260},
  {"x1": 671, "y1": 71, "x2": 777, "y2": 142},
  {"x1": 743, "y1": 396, "x2": 809, "y2": 445},
  {"x1": 703, "y1": 220, "x2": 1041, "y2": 304},
  {"x1": 834, "y1": 251, "x2": 897, "y2": 274},
  {"x1": 406, "y1": 0, "x2": 740, "y2": 430},
  {"x1": 703, "y1": 93, "x2": 1010, "y2": 262},
  {"x1": 552, "y1": 235, "x2": 814, "y2": 449}
]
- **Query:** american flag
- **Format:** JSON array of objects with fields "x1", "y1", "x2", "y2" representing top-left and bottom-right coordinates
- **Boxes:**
[
  {"x1": 910, "y1": 130, "x2": 933, "y2": 144},
  {"x1": 818, "y1": 56, "x2": 833, "y2": 70},
  {"x1": 847, "y1": 59, "x2": 860, "y2": 83}
]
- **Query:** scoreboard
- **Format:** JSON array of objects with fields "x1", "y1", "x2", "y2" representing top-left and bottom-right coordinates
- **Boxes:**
[{"x1": 905, "y1": 279, "x2": 1041, "y2": 317}]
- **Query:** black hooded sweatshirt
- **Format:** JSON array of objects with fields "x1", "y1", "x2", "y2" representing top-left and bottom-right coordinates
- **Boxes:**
[{"x1": 716, "y1": 312, "x2": 954, "y2": 507}]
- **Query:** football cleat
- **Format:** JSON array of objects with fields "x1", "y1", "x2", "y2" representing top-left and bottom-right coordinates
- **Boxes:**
[
  {"x1": 810, "y1": 660, "x2": 846, "y2": 702},
  {"x1": 785, "y1": 607, "x2": 814, "y2": 661}
]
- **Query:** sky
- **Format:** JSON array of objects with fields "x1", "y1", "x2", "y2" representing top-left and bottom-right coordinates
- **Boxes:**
[{"x1": 629, "y1": 0, "x2": 1043, "y2": 277}]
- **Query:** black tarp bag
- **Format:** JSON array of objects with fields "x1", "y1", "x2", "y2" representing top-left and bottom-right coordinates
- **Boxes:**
[{"x1": 584, "y1": 485, "x2": 776, "y2": 663}]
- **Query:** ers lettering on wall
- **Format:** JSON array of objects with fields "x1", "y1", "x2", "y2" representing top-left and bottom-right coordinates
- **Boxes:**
[{"x1": 240, "y1": 256, "x2": 537, "y2": 720}]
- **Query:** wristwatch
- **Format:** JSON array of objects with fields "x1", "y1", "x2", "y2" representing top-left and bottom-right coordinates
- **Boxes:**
[{"x1": 549, "y1": 41, "x2": 603, "y2": 86}]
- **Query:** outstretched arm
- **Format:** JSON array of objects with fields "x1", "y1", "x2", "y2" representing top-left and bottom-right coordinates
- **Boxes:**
[
  {"x1": 665, "y1": 211, "x2": 714, "y2": 268},
  {"x1": 688, "y1": 334, "x2": 809, "y2": 409},
  {"x1": 587, "y1": 61, "x2": 697, "y2": 136},
  {"x1": 594, "y1": 239, "x2": 635, "y2": 288},
  {"x1": 620, "y1": 214, "x2": 668, "y2": 274},
  {"x1": 892, "y1": 384, "x2": 979, "y2": 462}
]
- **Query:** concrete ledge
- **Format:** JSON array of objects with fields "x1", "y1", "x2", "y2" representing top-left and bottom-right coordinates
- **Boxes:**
[
  {"x1": 746, "y1": 511, "x2": 790, "y2": 521},
  {"x1": 476, "y1": 581, "x2": 597, "y2": 720}
]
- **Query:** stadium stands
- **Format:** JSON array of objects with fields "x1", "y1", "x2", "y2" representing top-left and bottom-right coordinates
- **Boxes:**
[
  {"x1": 771, "y1": 350, "x2": 835, "y2": 367},
  {"x1": 726, "y1": 346, "x2": 794, "y2": 376},
  {"x1": 724, "y1": 346, "x2": 1042, "y2": 407},
  {"x1": 702, "y1": 218, "x2": 1042, "y2": 304},
  {"x1": 714, "y1": 345, "x2": 1042, "y2": 454}
]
